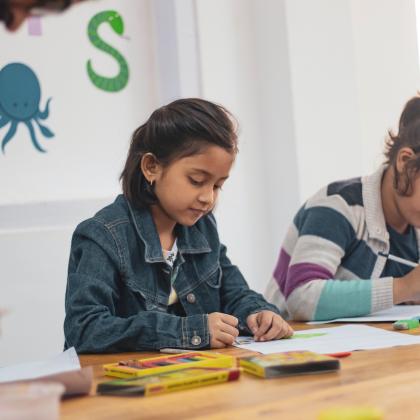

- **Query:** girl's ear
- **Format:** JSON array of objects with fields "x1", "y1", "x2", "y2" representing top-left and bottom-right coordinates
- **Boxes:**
[
  {"x1": 396, "y1": 147, "x2": 416, "y2": 173},
  {"x1": 140, "y1": 153, "x2": 162, "y2": 183}
]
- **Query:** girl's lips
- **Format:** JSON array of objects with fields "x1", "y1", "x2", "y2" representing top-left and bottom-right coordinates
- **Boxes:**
[{"x1": 189, "y1": 208, "x2": 206, "y2": 217}]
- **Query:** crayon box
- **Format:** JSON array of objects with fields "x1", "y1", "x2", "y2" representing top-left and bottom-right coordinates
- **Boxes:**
[
  {"x1": 103, "y1": 352, "x2": 236, "y2": 379},
  {"x1": 240, "y1": 351, "x2": 340, "y2": 378},
  {"x1": 97, "y1": 367, "x2": 241, "y2": 397}
]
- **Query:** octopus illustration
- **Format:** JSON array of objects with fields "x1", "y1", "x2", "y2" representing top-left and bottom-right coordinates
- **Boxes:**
[
  {"x1": 0, "y1": 62, "x2": 53, "y2": 154},
  {"x1": 87, "y1": 10, "x2": 129, "y2": 92}
]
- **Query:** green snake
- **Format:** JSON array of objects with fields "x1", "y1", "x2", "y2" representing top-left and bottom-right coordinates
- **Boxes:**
[{"x1": 86, "y1": 10, "x2": 129, "y2": 92}]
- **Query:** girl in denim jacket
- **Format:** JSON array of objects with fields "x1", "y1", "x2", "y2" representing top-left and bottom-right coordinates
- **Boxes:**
[{"x1": 64, "y1": 98, "x2": 293, "y2": 353}]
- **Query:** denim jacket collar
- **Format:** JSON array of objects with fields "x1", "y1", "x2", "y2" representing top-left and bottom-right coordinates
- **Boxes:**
[{"x1": 125, "y1": 197, "x2": 211, "y2": 263}]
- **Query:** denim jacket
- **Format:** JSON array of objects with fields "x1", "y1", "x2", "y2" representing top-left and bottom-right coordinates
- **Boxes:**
[{"x1": 64, "y1": 195, "x2": 279, "y2": 353}]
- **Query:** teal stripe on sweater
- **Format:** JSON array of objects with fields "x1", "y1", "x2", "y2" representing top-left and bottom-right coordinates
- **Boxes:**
[{"x1": 313, "y1": 279, "x2": 372, "y2": 320}]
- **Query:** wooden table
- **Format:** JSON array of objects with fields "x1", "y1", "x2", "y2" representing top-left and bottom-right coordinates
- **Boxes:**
[{"x1": 61, "y1": 323, "x2": 420, "y2": 419}]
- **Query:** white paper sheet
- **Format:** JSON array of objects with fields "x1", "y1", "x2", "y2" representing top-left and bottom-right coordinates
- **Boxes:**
[
  {"x1": 0, "y1": 347, "x2": 92, "y2": 396},
  {"x1": 307, "y1": 305, "x2": 420, "y2": 325},
  {"x1": 234, "y1": 325, "x2": 420, "y2": 354},
  {"x1": 0, "y1": 347, "x2": 80, "y2": 383}
]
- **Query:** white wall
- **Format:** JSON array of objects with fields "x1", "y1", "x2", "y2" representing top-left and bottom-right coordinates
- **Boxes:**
[
  {"x1": 286, "y1": 0, "x2": 420, "y2": 201},
  {"x1": 252, "y1": 1, "x2": 301, "y2": 259},
  {"x1": 152, "y1": 0, "x2": 202, "y2": 103},
  {"x1": 286, "y1": 0, "x2": 363, "y2": 201},
  {"x1": 350, "y1": 0, "x2": 420, "y2": 171},
  {"x1": 1, "y1": 228, "x2": 72, "y2": 363}
]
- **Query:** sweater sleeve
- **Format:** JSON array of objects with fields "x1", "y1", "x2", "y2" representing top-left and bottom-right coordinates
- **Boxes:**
[{"x1": 280, "y1": 202, "x2": 393, "y2": 321}]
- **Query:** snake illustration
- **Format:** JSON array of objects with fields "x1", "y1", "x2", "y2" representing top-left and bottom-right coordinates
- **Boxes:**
[{"x1": 86, "y1": 10, "x2": 129, "y2": 92}]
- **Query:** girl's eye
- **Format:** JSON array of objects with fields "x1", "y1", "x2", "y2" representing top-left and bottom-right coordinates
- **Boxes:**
[
  {"x1": 214, "y1": 185, "x2": 223, "y2": 191},
  {"x1": 189, "y1": 177, "x2": 204, "y2": 186}
]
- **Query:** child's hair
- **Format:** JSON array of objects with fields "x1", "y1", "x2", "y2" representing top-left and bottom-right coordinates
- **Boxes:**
[
  {"x1": 385, "y1": 95, "x2": 420, "y2": 195},
  {"x1": 120, "y1": 98, "x2": 238, "y2": 209}
]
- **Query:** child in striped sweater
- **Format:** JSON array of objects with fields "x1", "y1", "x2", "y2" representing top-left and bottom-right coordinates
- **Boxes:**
[{"x1": 265, "y1": 95, "x2": 420, "y2": 321}]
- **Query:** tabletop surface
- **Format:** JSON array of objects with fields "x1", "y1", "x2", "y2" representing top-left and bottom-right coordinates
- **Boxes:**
[{"x1": 61, "y1": 323, "x2": 420, "y2": 420}]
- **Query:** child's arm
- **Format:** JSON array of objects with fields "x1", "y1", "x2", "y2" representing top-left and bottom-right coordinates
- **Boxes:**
[
  {"x1": 217, "y1": 243, "x2": 283, "y2": 333},
  {"x1": 204, "y1": 213, "x2": 286, "y2": 335},
  {"x1": 64, "y1": 221, "x2": 209, "y2": 353},
  {"x1": 269, "y1": 201, "x2": 394, "y2": 321}
]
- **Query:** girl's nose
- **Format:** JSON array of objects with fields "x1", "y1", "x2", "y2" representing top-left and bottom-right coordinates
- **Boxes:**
[{"x1": 198, "y1": 188, "x2": 214, "y2": 205}]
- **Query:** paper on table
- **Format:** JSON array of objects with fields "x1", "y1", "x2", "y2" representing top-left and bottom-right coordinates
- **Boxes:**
[
  {"x1": 0, "y1": 347, "x2": 79, "y2": 382},
  {"x1": 307, "y1": 305, "x2": 420, "y2": 325},
  {"x1": 234, "y1": 324, "x2": 420, "y2": 354},
  {"x1": 0, "y1": 347, "x2": 92, "y2": 396},
  {"x1": 34, "y1": 368, "x2": 93, "y2": 396}
]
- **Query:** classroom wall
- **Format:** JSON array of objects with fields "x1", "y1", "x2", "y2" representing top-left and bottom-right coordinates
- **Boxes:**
[
  {"x1": 285, "y1": 0, "x2": 420, "y2": 202},
  {"x1": 1, "y1": 0, "x2": 419, "y2": 365},
  {"x1": 0, "y1": 0, "x2": 160, "y2": 365},
  {"x1": 0, "y1": 1, "x2": 158, "y2": 204},
  {"x1": 350, "y1": 0, "x2": 420, "y2": 173}
]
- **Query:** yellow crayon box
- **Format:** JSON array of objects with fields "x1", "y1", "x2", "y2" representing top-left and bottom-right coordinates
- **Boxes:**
[
  {"x1": 103, "y1": 351, "x2": 236, "y2": 379},
  {"x1": 97, "y1": 367, "x2": 241, "y2": 397},
  {"x1": 240, "y1": 351, "x2": 340, "y2": 378}
]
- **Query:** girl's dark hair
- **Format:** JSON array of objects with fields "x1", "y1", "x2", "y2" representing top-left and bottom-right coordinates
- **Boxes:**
[
  {"x1": 120, "y1": 98, "x2": 238, "y2": 209},
  {"x1": 385, "y1": 95, "x2": 420, "y2": 195}
]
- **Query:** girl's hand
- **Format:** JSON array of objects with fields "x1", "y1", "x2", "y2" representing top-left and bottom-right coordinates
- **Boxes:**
[
  {"x1": 394, "y1": 265, "x2": 420, "y2": 304},
  {"x1": 208, "y1": 312, "x2": 239, "y2": 348},
  {"x1": 247, "y1": 311, "x2": 294, "y2": 341}
]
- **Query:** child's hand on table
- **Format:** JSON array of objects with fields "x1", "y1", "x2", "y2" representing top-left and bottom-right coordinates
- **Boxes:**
[
  {"x1": 247, "y1": 310, "x2": 294, "y2": 341},
  {"x1": 208, "y1": 312, "x2": 239, "y2": 348}
]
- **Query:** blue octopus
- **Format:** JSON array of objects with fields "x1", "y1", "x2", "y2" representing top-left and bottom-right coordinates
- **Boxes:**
[{"x1": 0, "y1": 62, "x2": 54, "y2": 153}]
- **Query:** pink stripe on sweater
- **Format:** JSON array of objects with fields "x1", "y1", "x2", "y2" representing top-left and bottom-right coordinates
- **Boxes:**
[
  {"x1": 284, "y1": 263, "x2": 333, "y2": 298},
  {"x1": 273, "y1": 248, "x2": 291, "y2": 292},
  {"x1": 273, "y1": 248, "x2": 334, "y2": 298}
]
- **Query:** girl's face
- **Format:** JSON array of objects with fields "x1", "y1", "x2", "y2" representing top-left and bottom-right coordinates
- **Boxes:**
[
  {"x1": 152, "y1": 145, "x2": 235, "y2": 226},
  {"x1": 395, "y1": 173, "x2": 420, "y2": 228}
]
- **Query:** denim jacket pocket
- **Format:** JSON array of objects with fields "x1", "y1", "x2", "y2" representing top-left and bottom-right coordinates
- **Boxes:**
[
  {"x1": 194, "y1": 264, "x2": 222, "y2": 312},
  {"x1": 124, "y1": 280, "x2": 167, "y2": 312},
  {"x1": 204, "y1": 264, "x2": 222, "y2": 289}
]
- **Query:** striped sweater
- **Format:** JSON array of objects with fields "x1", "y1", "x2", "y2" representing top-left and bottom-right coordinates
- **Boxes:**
[{"x1": 265, "y1": 165, "x2": 420, "y2": 321}]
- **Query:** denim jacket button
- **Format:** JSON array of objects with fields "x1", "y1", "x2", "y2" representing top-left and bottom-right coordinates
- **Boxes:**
[
  {"x1": 186, "y1": 293, "x2": 196, "y2": 304},
  {"x1": 191, "y1": 335, "x2": 201, "y2": 346}
]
